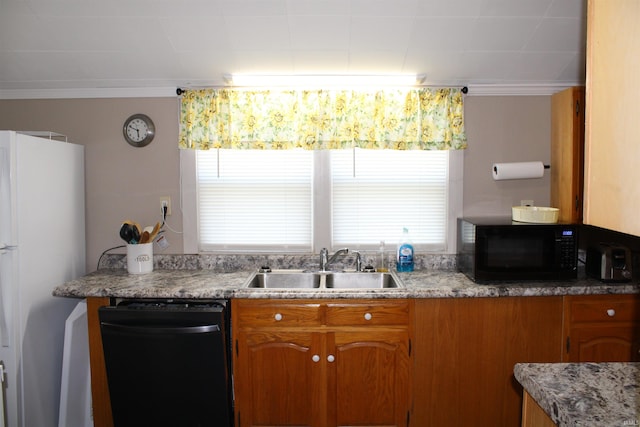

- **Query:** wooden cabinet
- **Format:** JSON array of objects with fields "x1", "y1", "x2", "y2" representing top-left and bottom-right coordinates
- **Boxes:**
[
  {"x1": 412, "y1": 297, "x2": 563, "y2": 427},
  {"x1": 550, "y1": 86, "x2": 584, "y2": 224},
  {"x1": 232, "y1": 299, "x2": 413, "y2": 427},
  {"x1": 521, "y1": 391, "x2": 557, "y2": 427},
  {"x1": 583, "y1": 0, "x2": 640, "y2": 235},
  {"x1": 563, "y1": 294, "x2": 640, "y2": 362},
  {"x1": 86, "y1": 297, "x2": 114, "y2": 427}
]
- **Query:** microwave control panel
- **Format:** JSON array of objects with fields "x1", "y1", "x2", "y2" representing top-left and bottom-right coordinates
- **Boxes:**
[{"x1": 559, "y1": 228, "x2": 578, "y2": 269}]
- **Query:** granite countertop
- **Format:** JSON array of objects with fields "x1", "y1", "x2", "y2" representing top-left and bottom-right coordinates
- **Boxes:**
[
  {"x1": 52, "y1": 267, "x2": 640, "y2": 300},
  {"x1": 514, "y1": 362, "x2": 640, "y2": 427}
]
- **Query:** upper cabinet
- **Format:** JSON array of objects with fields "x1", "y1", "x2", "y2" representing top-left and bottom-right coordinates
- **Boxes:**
[
  {"x1": 551, "y1": 86, "x2": 585, "y2": 224},
  {"x1": 583, "y1": 0, "x2": 640, "y2": 235}
]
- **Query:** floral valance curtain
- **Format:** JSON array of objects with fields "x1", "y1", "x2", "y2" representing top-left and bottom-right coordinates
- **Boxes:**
[{"x1": 179, "y1": 87, "x2": 467, "y2": 150}]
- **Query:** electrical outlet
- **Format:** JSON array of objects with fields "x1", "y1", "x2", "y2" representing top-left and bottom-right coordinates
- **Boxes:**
[
  {"x1": 160, "y1": 196, "x2": 171, "y2": 216},
  {"x1": 521, "y1": 199, "x2": 534, "y2": 207}
]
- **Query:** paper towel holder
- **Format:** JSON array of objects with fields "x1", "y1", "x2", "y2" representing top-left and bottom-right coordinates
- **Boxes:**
[
  {"x1": 492, "y1": 164, "x2": 550, "y2": 174},
  {"x1": 492, "y1": 161, "x2": 551, "y2": 181}
]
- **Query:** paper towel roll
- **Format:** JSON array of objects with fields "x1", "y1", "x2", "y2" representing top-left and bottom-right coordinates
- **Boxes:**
[{"x1": 492, "y1": 161, "x2": 545, "y2": 180}]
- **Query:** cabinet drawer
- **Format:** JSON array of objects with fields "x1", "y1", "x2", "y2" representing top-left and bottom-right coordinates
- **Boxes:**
[
  {"x1": 568, "y1": 295, "x2": 640, "y2": 323},
  {"x1": 234, "y1": 300, "x2": 322, "y2": 327},
  {"x1": 326, "y1": 300, "x2": 410, "y2": 326}
]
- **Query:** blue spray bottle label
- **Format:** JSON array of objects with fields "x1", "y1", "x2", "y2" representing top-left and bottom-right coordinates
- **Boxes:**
[{"x1": 396, "y1": 228, "x2": 414, "y2": 272}]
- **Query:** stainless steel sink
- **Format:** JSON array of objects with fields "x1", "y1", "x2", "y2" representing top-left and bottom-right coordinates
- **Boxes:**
[
  {"x1": 244, "y1": 270, "x2": 403, "y2": 290},
  {"x1": 245, "y1": 270, "x2": 321, "y2": 289},
  {"x1": 324, "y1": 272, "x2": 400, "y2": 289}
]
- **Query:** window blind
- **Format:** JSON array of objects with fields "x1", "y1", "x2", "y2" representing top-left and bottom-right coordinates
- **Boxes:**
[
  {"x1": 331, "y1": 149, "x2": 448, "y2": 250},
  {"x1": 196, "y1": 149, "x2": 313, "y2": 251}
]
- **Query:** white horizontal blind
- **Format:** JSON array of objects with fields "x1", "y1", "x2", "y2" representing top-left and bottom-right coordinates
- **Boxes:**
[
  {"x1": 331, "y1": 149, "x2": 448, "y2": 250},
  {"x1": 196, "y1": 149, "x2": 313, "y2": 251}
]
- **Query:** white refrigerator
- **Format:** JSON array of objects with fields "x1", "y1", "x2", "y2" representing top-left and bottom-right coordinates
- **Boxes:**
[{"x1": 0, "y1": 131, "x2": 86, "y2": 427}]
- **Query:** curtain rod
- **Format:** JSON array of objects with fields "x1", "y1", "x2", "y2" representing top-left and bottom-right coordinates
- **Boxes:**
[{"x1": 176, "y1": 86, "x2": 469, "y2": 96}]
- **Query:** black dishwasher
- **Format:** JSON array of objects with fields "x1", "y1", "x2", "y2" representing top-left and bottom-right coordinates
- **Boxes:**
[{"x1": 99, "y1": 300, "x2": 233, "y2": 427}]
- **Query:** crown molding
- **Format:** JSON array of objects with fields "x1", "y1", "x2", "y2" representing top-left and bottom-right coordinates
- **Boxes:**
[
  {"x1": 0, "y1": 87, "x2": 177, "y2": 100},
  {"x1": 0, "y1": 83, "x2": 583, "y2": 99},
  {"x1": 464, "y1": 83, "x2": 581, "y2": 96}
]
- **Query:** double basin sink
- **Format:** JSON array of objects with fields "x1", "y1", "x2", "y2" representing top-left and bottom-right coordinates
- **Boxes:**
[{"x1": 244, "y1": 269, "x2": 403, "y2": 290}]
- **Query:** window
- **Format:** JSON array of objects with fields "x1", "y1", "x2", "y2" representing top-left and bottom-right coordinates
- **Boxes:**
[
  {"x1": 196, "y1": 149, "x2": 313, "y2": 251},
  {"x1": 331, "y1": 149, "x2": 448, "y2": 251},
  {"x1": 181, "y1": 149, "x2": 462, "y2": 253}
]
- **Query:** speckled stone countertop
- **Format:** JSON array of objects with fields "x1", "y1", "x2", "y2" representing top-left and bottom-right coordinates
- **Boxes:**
[
  {"x1": 52, "y1": 266, "x2": 640, "y2": 300},
  {"x1": 514, "y1": 362, "x2": 640, "y2": 427}
]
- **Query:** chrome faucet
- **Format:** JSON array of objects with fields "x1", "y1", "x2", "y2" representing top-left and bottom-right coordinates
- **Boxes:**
[
  {"x1": 352, "y1": 250, "x2": 362, "y2": 272},
  {"x1": 319, "y1": 247, "x2": 349, "y2": 271}
]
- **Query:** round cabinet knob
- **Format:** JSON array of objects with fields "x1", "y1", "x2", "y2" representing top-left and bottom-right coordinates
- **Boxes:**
[
  {"x1": 327, "y1": 355, "x2": 335, "y2": 363},
  {"x1": 364, "y1": 312, "x2": 372, "y2": 321},
  {"x1": 607, "y1": 309, "x2": 616, "y2": 317},
  {"x1": 312, "y1": 354, "x2": 320, "y2": 363},
  {"x1": 274, "y1": 313, "x2": 283, "y2": 321}
]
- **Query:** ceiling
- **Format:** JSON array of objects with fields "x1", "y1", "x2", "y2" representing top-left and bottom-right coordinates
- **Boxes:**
[{"x1": 0, "y1": 0, "x2": 587, "y2": 98}]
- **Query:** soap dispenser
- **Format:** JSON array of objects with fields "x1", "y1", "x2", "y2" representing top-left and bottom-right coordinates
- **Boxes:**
[{"x1": 396, "y1": 228, "x2": 414, "y2": 272}]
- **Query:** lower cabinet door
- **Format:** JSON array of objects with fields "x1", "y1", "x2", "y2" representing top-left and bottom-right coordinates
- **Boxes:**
[
  {"x1": 234, "y1": 328, "x2": 412, "y2": 427},
  {"x1": 234, "y1": 330, "x2": 325, "y2": 427},
  {"x1": 331, "y1": 330, "x2": 411, "y2": 427},
  {"x1": 568, "y1": 326, "x2": 640, "y2": 362}
]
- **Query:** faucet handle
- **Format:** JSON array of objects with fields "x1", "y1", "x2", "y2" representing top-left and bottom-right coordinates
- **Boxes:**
[
  {"x1": 352, "y1": 250, "x2": 362, "y2": 272},
  {"x1": 320, "y1": 248, "x2": 329, "y2": 271}
]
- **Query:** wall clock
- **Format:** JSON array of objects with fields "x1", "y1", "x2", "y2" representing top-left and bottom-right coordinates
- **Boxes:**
[{"x1": 123, "y1": 114, "x2": 155, "y2": 147}]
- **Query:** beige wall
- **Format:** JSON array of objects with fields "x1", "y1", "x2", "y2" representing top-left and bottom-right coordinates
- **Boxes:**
[
  {"x1": 0, "y1": 95, "x2": 551, "y2": 272},
  {"x1": 463, "y1": 96, "x2": 551, "y2": 216},
  {"x1": 0, "y1": 98, "x2": 182, "y2": 273}
]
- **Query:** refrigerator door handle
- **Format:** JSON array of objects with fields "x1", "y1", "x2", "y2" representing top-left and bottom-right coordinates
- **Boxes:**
[
  {"x1": 0, "y1": 252, "x2": 10, "y2": 347},
  {"x1": 0, "y1": 361, "x2": 5, "y2": 427}
]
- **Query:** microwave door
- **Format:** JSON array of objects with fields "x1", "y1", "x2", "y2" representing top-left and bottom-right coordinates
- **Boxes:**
[
  {"x1": 484, "y1": 234, "x2": 547, "y2": 271},
  {"x1": 478, "y1": 226, "x2": 570, "y2": 280}
]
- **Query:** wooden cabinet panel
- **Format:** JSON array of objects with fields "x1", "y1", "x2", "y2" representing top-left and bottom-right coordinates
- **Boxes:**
[
  {"x1": 234, "y1": 299, "x2": 323, "y2": 327},
  {"x1": 584, "y1": 0, "x2": 640, "y2": 235},
  {"x1": 234, "y1": 330, "x2": 323, "y2": 427},
  {"x1": 569, "y1": 295, "x2": 640, "y2": 323},
  {"x1": 413, "y1": 297, "x2": 563, "y2": 427},
  {"x1": 87, "y1": 297, "x2": 114, "y2": 427},
  {"x1": 569, "y1": 326, "x2": 639, "y2": 362},
  {"x1": 325, "y1": 300, "x2": 410, "y2": 326},
  {"x1": 522, "y1": 391, "x2": 557, "y2": 427},
  {"x1": 563, "y1": 294, "x2": 640, "y2": 362},
  {"x1": 332, "y1": 330, "x2": 411, "y2": 427},
  {"x1": 233, "y1": 299, "x2": 412, "y2": 427},
  {"x1": 551, "y1": 86, "x2": 585, "y2": 224}
]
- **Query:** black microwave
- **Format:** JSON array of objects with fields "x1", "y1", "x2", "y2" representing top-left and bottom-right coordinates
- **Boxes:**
[{"x1": 457, "y1": 217, "x2": 578, "y2": 282}]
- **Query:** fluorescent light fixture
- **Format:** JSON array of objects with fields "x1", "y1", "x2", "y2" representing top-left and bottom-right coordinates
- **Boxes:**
[{"x1": 229, "y1": 73, "x2": 423, "y2": 87}]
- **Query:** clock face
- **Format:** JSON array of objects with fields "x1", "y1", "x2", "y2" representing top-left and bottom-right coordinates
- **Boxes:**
[
  {"x1": 126, "y1": 118, "x2": 148, "y2": 142},
  {"x1": 123, "y1": 114, "x2": 155, "y2": 147}
]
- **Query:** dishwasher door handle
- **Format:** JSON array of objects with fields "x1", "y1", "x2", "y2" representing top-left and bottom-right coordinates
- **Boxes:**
[{"x1": 100, "y1": 322, "x2": 220, "y2": 335}]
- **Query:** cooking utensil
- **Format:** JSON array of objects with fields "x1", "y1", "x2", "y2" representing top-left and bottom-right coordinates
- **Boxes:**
[
  {"x1": 132, "y1": 222, "x2": 142, "y2": 242},
  {"x1": 139, "y1": 231, "x2": 150, "y2": 244},
  {"x1": 148, "y1": 222, "x2": 161, "y2": 242},
  {"x1": 119, "y1": 223, "x2": 137, "y2": 244}
]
